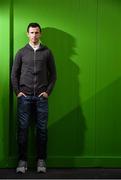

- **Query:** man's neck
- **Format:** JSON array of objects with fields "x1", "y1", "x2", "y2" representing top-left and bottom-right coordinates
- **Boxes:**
[{"x1": 29, "y1": 41, "x2": 40, "y2": 47}]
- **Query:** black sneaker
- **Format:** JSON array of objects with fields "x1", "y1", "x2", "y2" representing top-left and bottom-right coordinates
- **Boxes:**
[
  {"x1": 37, "y1": 159, "x2": 46, "y2": 173},
  {"x1": 16, "y1": 160, "x2": 27, "y2": 173}
]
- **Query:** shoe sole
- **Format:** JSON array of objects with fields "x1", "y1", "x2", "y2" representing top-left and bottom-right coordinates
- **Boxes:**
[
  {"x1": 37, "y1": 167, "x2": 46, "y2": 173},
  {"x1": 16, "y1": 167, "x2": 27, "y2": 173}
]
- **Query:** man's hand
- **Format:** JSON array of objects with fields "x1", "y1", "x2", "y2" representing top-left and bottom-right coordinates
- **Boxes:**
[
  {"x1": 17, "y1": 92, "x2": 27, "y2": 97},
  {"x1": 38, "y1": 92, "x2": 48, "y2": 98}
]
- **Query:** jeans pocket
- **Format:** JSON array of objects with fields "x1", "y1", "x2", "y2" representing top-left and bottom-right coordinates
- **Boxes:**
[
  {"x1": 39, "y1": 95, "x2": 48, "y2": 101},
  {"x1": 17, "y1": 95, "x2": 25, "y2": 99}
]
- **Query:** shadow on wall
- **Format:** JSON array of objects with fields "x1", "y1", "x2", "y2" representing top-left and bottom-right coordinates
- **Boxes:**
[
  {"x1": 0, "y1": 86, "x2": 9, "y2": 164},
  {"x1": 94, "y1": 77, "x2": 121, "y2": 156},
  {"x1": 41, "y1": 27, "x2": 87, "y2": 164}
]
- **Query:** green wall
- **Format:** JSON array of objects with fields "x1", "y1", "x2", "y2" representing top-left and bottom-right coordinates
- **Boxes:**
[
  {"x1": 0, "y1": 0, "x2": 121, "y2": 167},
  {"x1": 0, "y1": 0, "x2": 10, "y2": 166}
]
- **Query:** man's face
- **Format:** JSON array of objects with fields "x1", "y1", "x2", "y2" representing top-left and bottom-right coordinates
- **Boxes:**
[{"x1": 27, "y1": 27, "x2": 41, "y2": 44}]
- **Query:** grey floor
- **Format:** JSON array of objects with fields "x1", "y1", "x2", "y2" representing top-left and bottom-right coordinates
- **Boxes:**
[{"x1": 0, "y1": 168, "x2": 121, "y2": 179}]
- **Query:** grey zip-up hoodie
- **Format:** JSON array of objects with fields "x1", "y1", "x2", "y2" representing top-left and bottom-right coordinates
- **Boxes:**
[{"x1": 11, "y1": 43, "x2": 57, "y2": 96}]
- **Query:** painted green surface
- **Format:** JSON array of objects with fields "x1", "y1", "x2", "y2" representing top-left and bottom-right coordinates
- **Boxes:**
[
  {"x1": 0, "y1": 0, "x2": 121, "y2": 167},
  {"x1": 0, "y1": 0, "x2": 10, "y2": 167}
]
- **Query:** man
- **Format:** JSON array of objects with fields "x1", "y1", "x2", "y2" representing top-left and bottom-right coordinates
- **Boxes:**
[{"x1": 11, "y1": 22, "x2": 56, "y2": 173}]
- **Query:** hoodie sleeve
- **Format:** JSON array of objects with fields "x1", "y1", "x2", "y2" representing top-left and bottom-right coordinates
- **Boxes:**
[
  {"x1": 11, "y1": 50, "x2": 22, "y2": 95},
  {"x1": 46, "y1": 49, "x2": 57, "y2": 95}
]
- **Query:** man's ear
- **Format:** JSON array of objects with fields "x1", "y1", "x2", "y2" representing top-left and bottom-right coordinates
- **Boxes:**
[
  {"x1": 40, "y1": 32, "x2": 42, "y2": 37},
  {"x1": 26, "y1": 32, "x2": 29, "y2": 37}
]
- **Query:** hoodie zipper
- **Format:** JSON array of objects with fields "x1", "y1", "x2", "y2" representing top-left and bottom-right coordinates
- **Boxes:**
[{"x1": 33, "y1": 50, "x2": 36, "y2": 96}]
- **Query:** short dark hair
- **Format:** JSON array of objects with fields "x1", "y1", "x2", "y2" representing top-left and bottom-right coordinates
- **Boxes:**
[{"x1": 27, "y1": 23, "x2": 42, "y2": 32}]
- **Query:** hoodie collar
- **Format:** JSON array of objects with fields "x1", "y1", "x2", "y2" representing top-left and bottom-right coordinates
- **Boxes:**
[{"x1": 26, "y1": 43, "x2": 46, "y2": 51}]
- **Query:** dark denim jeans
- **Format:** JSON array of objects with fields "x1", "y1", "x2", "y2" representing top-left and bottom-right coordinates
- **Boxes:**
[{"x1": 17, "y1": 95, "x2": 48, "y2": 161}]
